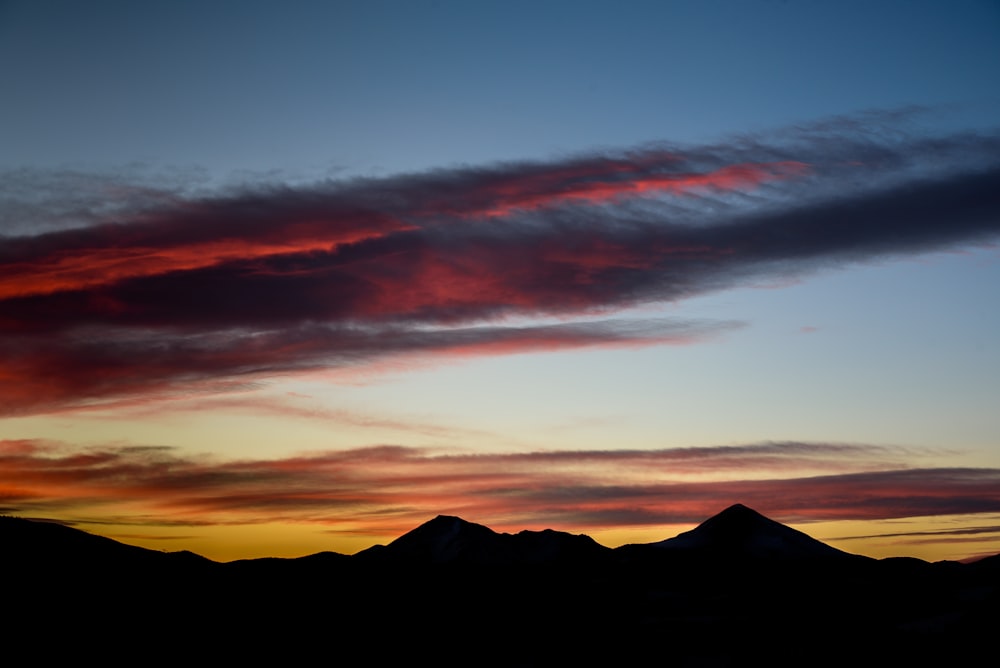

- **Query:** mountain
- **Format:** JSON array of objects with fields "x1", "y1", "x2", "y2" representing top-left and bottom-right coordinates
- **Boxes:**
[
  {"x1": 356, "y1": 514, "x2": 611, "y2": 565},
  {"x1": 4, "y1": 505, "x2": 992, "y2": 569},
  {"x1": 3, "y1": 507, "x2": 998, "y2": 665},
  {"x1": 647, "y1": 502, "x2": 866, "y2": 561},
  {"x1": 0, "y1": 514, "x2": 214, "y2": 574}
]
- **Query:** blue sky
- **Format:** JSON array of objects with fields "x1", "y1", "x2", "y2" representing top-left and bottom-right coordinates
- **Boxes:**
[
  {"x1": 4, "y1": 1, "x2": 998, "y2": 175},
  {"x1": 1, "y1": 1, "x2": 999, "y2": 561}
]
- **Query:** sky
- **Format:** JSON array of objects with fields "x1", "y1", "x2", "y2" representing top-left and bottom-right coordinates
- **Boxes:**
[{"x1": 1, "y1": 0, "x2": 999, "y2": 563}]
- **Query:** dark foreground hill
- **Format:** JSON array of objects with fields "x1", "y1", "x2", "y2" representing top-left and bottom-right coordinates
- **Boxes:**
[{"x1": 3, "y1": 506, "x2": 998, "y2": 666}]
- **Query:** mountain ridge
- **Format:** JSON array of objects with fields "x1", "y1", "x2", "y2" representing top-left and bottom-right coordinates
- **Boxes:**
[
  {"x1": 355, "y1": 513, "x2": 613, "y2": 565},
  {"x1": 3, "y1": 504, "x2": 995, "y2": 566},
  {"x1": 4, "y1": 506, "x2": 998, "y2": 665}
]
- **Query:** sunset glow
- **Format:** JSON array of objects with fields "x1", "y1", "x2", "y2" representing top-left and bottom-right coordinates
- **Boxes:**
[{"x1": 2, "y1": 1, "x2": 999, "y2": 565}]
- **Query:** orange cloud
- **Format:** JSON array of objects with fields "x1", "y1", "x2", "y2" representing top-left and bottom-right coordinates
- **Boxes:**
[{"x1": 4, "y1": 439, "x2": 998, "y2": 551}]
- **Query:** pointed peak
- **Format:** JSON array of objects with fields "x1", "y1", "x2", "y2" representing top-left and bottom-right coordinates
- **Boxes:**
[
  {"x1": 717, "y1": 503, "x2": 761, "y2": 517},
  {"x1": 653, "y1": 503, "x2": 857, "y2": 561},
  {"x1": 424, "y1": 514, "x2": 474, "y2": 527},
  {"x1": 700, "y1": 503, "x2": 778, "y2": 528},
  {"x1": 710, "y1": 503, "x2": 775, "y2": 523},
  {"x1": 724, "y1": 503, "x2": 753, "y2": 512}
]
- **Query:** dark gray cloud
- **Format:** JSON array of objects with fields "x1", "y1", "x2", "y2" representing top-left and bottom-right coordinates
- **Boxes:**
[{"x1": 1, "y1": 110, "x2": 998, "y2": 413}]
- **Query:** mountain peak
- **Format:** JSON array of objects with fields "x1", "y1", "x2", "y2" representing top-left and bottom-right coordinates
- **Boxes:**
[
  {"x1": 715, "y1": 503, "x2": 762, "y2": 519},
  {"x1": 384, "y1": 515, "x2": 497, "y2": 562},
  {"x1": 365, "y1": 515, "x2": 613, "y2": 565},
  {"x1": 706, "y1": 503, "x2": 780, "y2": 532},
  {"x1": 654, "y1": 504, "x2": 858, "y2": 561},
  {"x1": 417, "y1": 514, "x2": 483, "y2": 535}
]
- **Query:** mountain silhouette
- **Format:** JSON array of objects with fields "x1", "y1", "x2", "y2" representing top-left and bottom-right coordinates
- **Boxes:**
[
  {"x1": 3, "y1": 507, "x2": 998, "y2": 665},
  {"x1": 648, "y1": 503, "x2": 865, "y2": 561},
  {"x1": 0, "y1": 514, "x2": 213, "y2": 575},
  {"x1": 357, "y1": 514, "x2": 611, "y2": 565}
]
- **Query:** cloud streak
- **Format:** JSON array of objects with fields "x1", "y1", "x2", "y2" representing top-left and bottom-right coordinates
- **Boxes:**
[
  {"x1": 2, "y1": 111, "x2": 999, "y2": 413},
  {"x1": 4, "y1": 439, "x2": 998, "y2": 544}
]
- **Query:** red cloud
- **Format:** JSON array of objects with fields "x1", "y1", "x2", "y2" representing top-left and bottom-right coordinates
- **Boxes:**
[
  {"x1": 4, "y1": 440, "x2": 998, "y2": 546},
  {"x1": 2, "y1": 120, "x2": 999, "y2": 414},
  {"x1": 0, "y1": 210, "x2": 410, "y2": 300},
  {"x1": 472, "y1": 161, "x2": 810, "y2": 216}
]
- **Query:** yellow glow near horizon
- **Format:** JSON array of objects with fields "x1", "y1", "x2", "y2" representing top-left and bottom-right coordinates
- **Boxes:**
[{"x1": 82, "y1": 512, "x2": 1000, "y2": 564}]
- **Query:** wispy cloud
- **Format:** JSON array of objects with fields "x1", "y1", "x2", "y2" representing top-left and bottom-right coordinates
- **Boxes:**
[
  {"x1": 2, "y1": 110, "x2": 998, "y2": 414},
  {"x1": 73, "y1": 391, "x2": 494, "y2": 441},
  {"x1": 4, "y1": 438, "x2": 997, "y2": 541},
  {"x1": 835, "y1": 523, "x2": 1000, "y2": 542}
]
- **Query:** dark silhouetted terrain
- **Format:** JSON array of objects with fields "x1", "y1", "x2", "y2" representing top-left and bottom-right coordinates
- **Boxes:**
[{"x1": 3, "y1": 506, "x2": 997, "y2": 665}]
